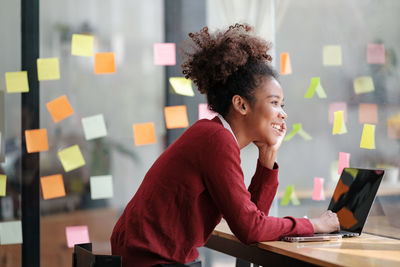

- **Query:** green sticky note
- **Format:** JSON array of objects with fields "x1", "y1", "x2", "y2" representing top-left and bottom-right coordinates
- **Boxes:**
[
  {"x1": 284, "y1": 123, "x2": 312, "y2": 141},
  {"x1": 290, "y1": 190, "x2": 301, "y2": 206},
  {"x1": 360, "y1": 124, "x2": 376, "y2": 149},
  {"x1": 332, "y1": 110, "x2": 347, "y2": 135},
  {"x1": 354, "y1": 76, "x2": 374, "y2": 94},
  {"x1": 90, "y1": 175, "x2": 113, "y2": 200},
  {"x1": 281, "y1": 185, "x2": 294, "y2": 206},
  {"x1": 305, "y1": 77, "x2": 327, "y2": 99},
  {"x1": 169, "y1": 77, "x2": 194, "y2": 97},
  {"x1": 297, "y1": 128, "x2": 313, "y2": 140},
  {"x1": 323, "y1": 45, "x2": 342, "y2": 66},
  {"x1": 0, "y1": 221, "x2": 23, "y2": 245},
  {"x1": 58, "y1": 145, "x2": 86, "y2": 172},
  {"x1": 0, "y1": 174, "x2": 6, "y2": 196},
  {"x1": 37, "y1": 57, "x2": 60, "y2": 81},
  {"x1": 345, "y1": 168, "x2": 359, "y2": 178},
  {"x1": 5, "y1": 71, "x2": 29, "y2": 93}
]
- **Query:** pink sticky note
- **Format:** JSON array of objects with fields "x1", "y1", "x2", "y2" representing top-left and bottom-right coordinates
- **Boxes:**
[
  {"x1": 65, "y1": 225, "x2": 90, "y2": 248},
  {"x1": 312, "y1": 177, "x2": 325, "y2": 201},
  {"x1": 367, "y1": 44, "x2": 385, "y2": 64},
  {"x1": 329, "y1": 102, "x2": 347, "y2": 124},
  {"x1": 153, "y1": 43, "x2": 176, "y2": 65},
  {"x1": 338, "y1": 152, "x2": 350, "y2": 175},
  {"x1": 198, "y1": 103, "x2": 217, "y2": 120}
]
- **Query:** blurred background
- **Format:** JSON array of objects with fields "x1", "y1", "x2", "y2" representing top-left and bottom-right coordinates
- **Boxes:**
[{"x1": 1, "y1": 0, "x2": 399, "y2": 266}]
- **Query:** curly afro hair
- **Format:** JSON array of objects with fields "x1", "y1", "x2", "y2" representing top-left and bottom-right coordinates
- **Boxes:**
[{"x1": 181, "y1": 23, "x2": 278, "y2": 117}]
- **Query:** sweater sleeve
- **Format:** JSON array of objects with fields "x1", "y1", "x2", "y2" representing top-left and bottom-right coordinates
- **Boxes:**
[
  {"x1": 247, "y1": 160, "x2": 279, "y2": 215},
  {"x1": 202, "y1": 130, "x2": 313, "y2": 244}
]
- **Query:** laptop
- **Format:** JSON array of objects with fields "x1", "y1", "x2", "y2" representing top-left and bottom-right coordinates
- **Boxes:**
[{"x1": 282, "y1": 167, "x2": 385, "y2": 242}]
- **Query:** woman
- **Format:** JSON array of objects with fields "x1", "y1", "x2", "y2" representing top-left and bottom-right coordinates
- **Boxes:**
[{"x1": 111, "y1": 24, "x2": 339, "y2": 267}]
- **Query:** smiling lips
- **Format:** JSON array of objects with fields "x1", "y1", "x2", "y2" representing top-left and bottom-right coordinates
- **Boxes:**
[{"x1": 271, "y1": 122, "x2": 285, "y2": 135}]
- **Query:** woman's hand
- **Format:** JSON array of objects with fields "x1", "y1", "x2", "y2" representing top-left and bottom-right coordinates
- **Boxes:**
[
  {"x1": 254, "y1": 124, "x2": 286, "y2": 169},
  {"x1": 309, "y1": 210, "x2": 341, "y2": 233}
]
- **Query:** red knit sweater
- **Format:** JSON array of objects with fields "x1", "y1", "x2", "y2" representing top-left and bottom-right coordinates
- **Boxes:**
[{"x1": 111, "y1": 117, "x2": 313, "y2": 266}]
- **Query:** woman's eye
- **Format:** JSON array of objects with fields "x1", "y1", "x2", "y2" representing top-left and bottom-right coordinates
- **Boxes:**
[
  {"x1": 281, "y1": 104, "x2": 285, "y2": 108},
  {"x1": 271, "y1": 101, "x2": 278, "y2": 105}
]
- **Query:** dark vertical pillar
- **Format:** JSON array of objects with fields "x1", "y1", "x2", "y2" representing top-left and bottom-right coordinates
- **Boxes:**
[
  {"x1": 21, "y1": 0, "x2": 40, "y2": 266},
  {"x1": 164, "y1": 0, "x2": 206, "y2": 146}
]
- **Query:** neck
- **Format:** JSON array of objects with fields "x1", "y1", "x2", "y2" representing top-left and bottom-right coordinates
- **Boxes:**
[{"x1": 223, "y1": 113, "x2": 251, "y2": 149}]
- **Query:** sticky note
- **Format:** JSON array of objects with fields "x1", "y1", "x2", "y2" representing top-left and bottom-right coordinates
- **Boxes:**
[
  {"x1": 5, "y1": 71, "x2": 29, "y2": 93},
  {"x1": 338, "y1": 152, "x2": 350, "y2": 175},
  {"x1": 25, "y1": 129, "x2": 49, "y2": 153},
  {"x1": 367, "y1": 44, "x2": 385, "y2": 64},
  {"x1": 198, "y1": 103, "x2": 217, "y2": 120},
  {"x1": 329, "y1": 102, "x2": 347, "y2": 124},
  {"x1": 133, "y1": 122, "x2": 156, "y2": 146},
  {"x1": 280, "y1": 185, "x2": 300, "y2": 206},
  {"x1": 280, "y1": 52, "x2": 292, "y2": 75},
  {"x1": 312, "y1": 177, "x2": 325, "y2": 201},
  {"x1": 58, "y1": 145, "x2": 86, "y2": 172},
  {"x1": 65, "y1": 225, "x2": 90, "y2": 248},
  {"x1": 169, "y1": 77, "x2": 194, "y2": 96},
  {"x1": 304, "y1": 77, "x2": 327, "y2": 98},
  {"x1": 332, "y1": 110, "x2": 347, "y2": 135},
  {"x1": 0, "y1": 221, "x2": 23, "y2": 245},
  {"x1": 37, "y1": 58, "x2": 60, "y2": 80},
  {"x1": 345, "y1": 168, "x2": 359, "y2": 178},
  {"x1": 82, "y1": 114, "x2": 107, "y2": 140},
  {"x1": 354, "y1": 76, "x2": 374, "y2": 94},
  {"x1": 323, "y1": 45, "x2": 342, "y2": 66},
  {"x1": 387, "y1": 113, "x2": 400, "y2": 139},
  {"x1": 358, "y1": 103, "x2": 378, "y2": 124},
  {"x1": 94, "y1": 52, "x2": 116, "y2": 74},
  {"x1": 40, "y1": 174, "x2": 66, "y2": 200},
  {"x1": 164, "y1": 105, "x2": 189, "y2": 129},
  {"x1": 46, "y1": 95, "x2": 75, "y2": 123},
  {"x1": 71, "y1": 34, "x2": 94, "y2": 57},
  {"x1": 284, "y1": 123, "x2": 312, "y2": 141},
  {"x1": 330, "y1": 160, "x2": 340, "y2": 182},
  {"x1": 90, "y1": 175, "x2": 113, "y2": 200},
  {"x1": 0, "y1": 174, "x2": 6, "y2": 196},
  {"x1": 153, "y1": 43, "x2": 176, "y2": 66},
  {"x1": 360, "y1": 124, "x2": 376, "y2": 149}
]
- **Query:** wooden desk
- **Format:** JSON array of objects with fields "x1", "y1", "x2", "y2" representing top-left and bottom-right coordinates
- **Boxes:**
[{"x1": 205, "y1": 220, "x2": 400, "y2": 267}]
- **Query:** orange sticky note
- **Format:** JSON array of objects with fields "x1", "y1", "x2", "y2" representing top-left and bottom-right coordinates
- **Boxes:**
[
  {"x1": 40, "y1": 174, "x2": 66, "y2": 200},
  {"x1": 133, "y1": 122, "x2": 156, "y2": 146},
  {"x1": 280, "y1": 52, "x2": 292, "y2": 75},
  {"x1": 312, "y1": 177, "x2": 325, "y2": 201},
  {"x1": 25, "y1": 129, "x2": 49, "y2": 153},
  {"x1": 387, "y1": 113, "x2": 400, "y2": 139},
  {"x1": 94, "y1": 52, "x2": 116, "y2": 74},
  {"x1": 164, "y1": 105, "x2": 189, "y2": 129},
  {"x1": 46, "y1": 95, "x2": 75, "y2": 123},
  {"x1": 358, "y1": 103, "x2": 378, "y2": 124}
]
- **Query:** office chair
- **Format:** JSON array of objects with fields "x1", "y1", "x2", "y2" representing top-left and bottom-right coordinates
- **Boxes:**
[{"x1": 72, "y1": 243, "x2": 122, "y2": 267}]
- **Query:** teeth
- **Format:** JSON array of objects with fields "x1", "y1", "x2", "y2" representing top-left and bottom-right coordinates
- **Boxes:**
[{"x1": 272, "y1": 124, "x2": 281, "y2": 130}]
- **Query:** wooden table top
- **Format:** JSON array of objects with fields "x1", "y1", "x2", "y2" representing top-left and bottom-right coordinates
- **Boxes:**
[{"x1": 213, "y1": 220, "x2": 400, "y2": 267}]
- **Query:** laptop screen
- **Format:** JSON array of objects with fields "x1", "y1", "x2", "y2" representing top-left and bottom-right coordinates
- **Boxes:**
[{"x1": 327, "y1": 168, "x2": 384, "y2": 234}]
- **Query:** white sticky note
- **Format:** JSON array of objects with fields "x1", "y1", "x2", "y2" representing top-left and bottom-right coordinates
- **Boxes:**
[
  {"x1": 0, "y1": 221, "x2": 23, "y2": 245},
  {"x1": 81, "y1": 114, "x2": 107, "y2": 140},
  {"x1": 90, "y1": 175, "x2": 113, "y2": 200}
]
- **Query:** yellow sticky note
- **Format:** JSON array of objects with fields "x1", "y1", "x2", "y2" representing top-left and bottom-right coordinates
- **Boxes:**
[
  {"x1": 360, "y1": 124, "x2": 376, "y2": 149},
  {"x1": 164, "y1": 105, "x2": 189, "y2": 129},
  {"x1": 133, "y1": 122, "x2": 157, "y2": 146},
  {"x1": 25, "y1": 129, "x2": 49, "y2": 153},
  {"x1": 71, "y1": 34, "x2": 94, "y2": 57},
  {"x1": 37, "y1": 58, "x2": 60, "y2": 80},
  {"x1": 5, "y1": 71, "x2": 29, "y2": 93},
  {"x1": 354, "y1": 76, "x2": 374, "y2": 94},
  {"x1": 0, "y1": 174, "x2": 6, "y2": 196},
  {"x1": 323, "y1": 45, "x2": 342, "y2": 66},
  {"x1": 332, "y1": 110, "x2": 347, "y2": 135},
  {"x1": 40, "y1": 174, "x2": 66, "y2": 200},
  {"x1": 58, "y1": 145, "x2": 86, "y2": 172},
  {"x1": 169, "y1": 77, "x2": 194, "y2": 97},
  {"x1": 280, "y1": 52, "x2": 292, "y2": 75},
  {"x1": 304, "y1": 77, "x2": 327, "y2": 98}
]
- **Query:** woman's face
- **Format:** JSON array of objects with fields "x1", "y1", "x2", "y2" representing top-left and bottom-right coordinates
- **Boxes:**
[{"x1": 244, "y1": 77, "x2": 287, "y2": 146}]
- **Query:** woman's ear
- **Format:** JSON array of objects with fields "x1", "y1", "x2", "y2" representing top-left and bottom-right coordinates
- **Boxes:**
[{"x1": 232, "y1": 95, "x2": 249, "y2": 115}]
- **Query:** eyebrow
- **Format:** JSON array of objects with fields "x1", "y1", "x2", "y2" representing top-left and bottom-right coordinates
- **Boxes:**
[{"x1": 267, "y1": 95, "x2": 284, "y2": 101}]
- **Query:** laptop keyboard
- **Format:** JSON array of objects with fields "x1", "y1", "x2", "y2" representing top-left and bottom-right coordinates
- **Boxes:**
[{"x1": 331, "y1": 231, "x2": 360, "y2": 237}]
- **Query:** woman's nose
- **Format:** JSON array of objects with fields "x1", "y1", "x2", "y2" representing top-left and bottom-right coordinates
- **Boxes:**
[{"x1": 280, "y1": 109, "x2": 287, "y2": 120}]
